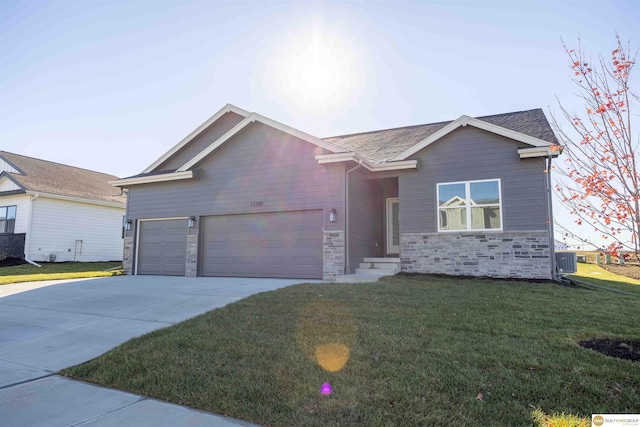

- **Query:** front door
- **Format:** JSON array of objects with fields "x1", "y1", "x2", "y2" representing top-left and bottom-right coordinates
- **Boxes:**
[{"x1": 386, "y1": 198, "x2": 400, "y2": 254}]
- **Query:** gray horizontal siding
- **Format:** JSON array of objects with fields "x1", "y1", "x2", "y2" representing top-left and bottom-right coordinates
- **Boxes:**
[
  {"x1": 400, "y1": 126, "x2": 548, "y2": 233},
  {"x1": 347, "y1": 169, "x2": 384, "y2": 273},
  {"x1": 155, "y1": 112, "x2": 246, "y2": 171},
  {"x1": 128, "y1": 122, "x2": 345, "y2": 231}
]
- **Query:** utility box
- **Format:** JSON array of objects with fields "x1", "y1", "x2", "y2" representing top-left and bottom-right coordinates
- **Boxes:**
[{"x1": 556, "y1": 252, "x2": 578, "y2": 274}]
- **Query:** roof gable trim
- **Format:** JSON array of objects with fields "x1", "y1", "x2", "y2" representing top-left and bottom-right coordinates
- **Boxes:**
[
  {"x1": 391, "y1": 115, "x2": 554, "y2": 161},
  {"x1": 142, "y1": 104, "x2": 251, "y2": 173},
  {"x1": 0, "y1": 172, "x2": 26, "y2": 191},
  {"x1": 0, "y1": 154, "x2": 25, "y2": 175},
  {"x1": 177, "y1": 113, "x2": 348, "y2": 172}
]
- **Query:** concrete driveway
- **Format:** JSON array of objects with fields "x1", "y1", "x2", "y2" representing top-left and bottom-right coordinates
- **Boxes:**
[{"x1": 0, "y1": 275, "x2": 311, "y2": 426}]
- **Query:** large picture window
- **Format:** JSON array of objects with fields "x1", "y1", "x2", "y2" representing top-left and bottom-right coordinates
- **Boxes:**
[
  {"x1": 437, "y1": 179, "x2": 502, "y2": 231},
  {"x1": 0, "y1": 205, "x2": 16, "y2": 234}
]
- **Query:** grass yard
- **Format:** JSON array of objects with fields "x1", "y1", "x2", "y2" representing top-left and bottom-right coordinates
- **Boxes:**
[
  {"x1": 570, "y1": 263, "x2": 640, "y2": 296},
  {"x1": 0, "y1": 261, "x2": 122, "y2": 285},
  {"x1": 63, "y1": 275, "x2": 640, "y2": 426}
]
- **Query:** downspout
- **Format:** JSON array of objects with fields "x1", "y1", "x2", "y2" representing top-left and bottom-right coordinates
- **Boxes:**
[
  {"x1": 24, "y1": 193, "x2": 41, "y2": 267},
  {"x1": 345, "y1": 160, "x2": 363, "y2": 274},
  {"x1": 546, "y1": 154, "x2": 557, "y2": 281}
]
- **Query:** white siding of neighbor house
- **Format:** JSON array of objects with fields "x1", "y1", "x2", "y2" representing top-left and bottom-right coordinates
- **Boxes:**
[
  {"x1": 0, "y1": 193, "x2": 30, "y2": 233},
  {"x1": 28, "y1": 196, "x2": 125, "y2": 262},
  {"x1": 0, "y1": 177, "x2": 21, "y2": 192}
]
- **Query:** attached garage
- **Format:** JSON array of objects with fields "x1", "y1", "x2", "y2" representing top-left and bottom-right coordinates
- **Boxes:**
[
  {"x1": 137, "y1": 219, "x2": 188, "y2": 276},
  {"x1": 201, "y1": 210, "x2": 323, "y2": 279}
]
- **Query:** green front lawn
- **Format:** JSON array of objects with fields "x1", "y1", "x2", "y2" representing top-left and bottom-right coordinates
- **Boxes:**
[
  {"x1": 63, "y1": 275, "x2": 639, "y2": 426},
  {"x1": 0, "y1": 262, "x2": 122, "y2": 285},
  {"x1": 569, "y1": 263, "x2": 640, "y2": 296}
]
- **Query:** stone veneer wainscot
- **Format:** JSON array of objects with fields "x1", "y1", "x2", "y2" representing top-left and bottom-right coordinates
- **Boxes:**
[{"x1": 400, "y1": 231, "x2": 551, "y2": 280}]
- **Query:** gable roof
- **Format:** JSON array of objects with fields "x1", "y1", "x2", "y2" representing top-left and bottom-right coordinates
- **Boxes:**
[
  {"x1": 0, "y1": 151, "x2": 126, "y2": 206},
  {"x1": 113, "y1": 106, "x2": 561, "y2": 187},
  {"x1": 323, "y1": 109, "x2": 559, "y2": 163}
]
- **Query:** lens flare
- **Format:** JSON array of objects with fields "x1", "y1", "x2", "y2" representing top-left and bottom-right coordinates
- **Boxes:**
[
  {"x1": 315, "y1": 343, "x2": 350, "y2": 372},
  {"x1": 320, "y1": 382, "x2": 332, "y2": 395}
]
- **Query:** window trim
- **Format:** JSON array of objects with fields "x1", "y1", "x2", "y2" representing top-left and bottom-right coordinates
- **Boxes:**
[
  {"x1": 437, "y1": 179, "x2": 503, "y2": 232},
  {"x1": 0, "y1": 205, "x2": 17, "y2": 234}
]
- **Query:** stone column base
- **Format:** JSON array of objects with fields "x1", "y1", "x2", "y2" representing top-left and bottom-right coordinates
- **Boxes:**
[{"x1": 323, "y1": 230, "x2": 345, "y2": 281}]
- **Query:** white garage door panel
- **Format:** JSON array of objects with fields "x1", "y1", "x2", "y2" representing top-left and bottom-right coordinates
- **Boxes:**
[
  {"x1": 137, "y1": 219, "x2": 187, "y2": 276},
  {"x1": 202, "y1": 210, "x2": 322, "y2": 279}
]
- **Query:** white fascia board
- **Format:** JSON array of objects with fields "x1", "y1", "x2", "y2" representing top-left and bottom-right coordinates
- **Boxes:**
[
  {"x1": 518, "y1": 147, "x2": 563, "y2": 158},
  {"x1": 178, "y1": 112, "x2": 350, "y2": 172},
  {"x1": 391, "y1": 115, "x2": 553, "y2": 161},
  {"x1": 315, "y1": 152, "x2": 418, "y2": 171},
  {"x1": 142, "y1": 104, "x2": 250, "y2": 173},
  {"x1": 368, "y1": 160, "x2": 417, "y2": 171},
  {"x1": 25, "y1": 191, "x2": 126, "y2": 208},
  {"x1": 110, "y1": 170, "x2": 194, "y2": 187},
  {"x1": 315, "y1": 152, "x2": 359, "y2": 164}
]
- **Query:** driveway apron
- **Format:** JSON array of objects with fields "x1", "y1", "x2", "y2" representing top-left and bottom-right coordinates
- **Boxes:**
[{"x1": 0, "y1": 275, "x2": 310, "y2": 426}]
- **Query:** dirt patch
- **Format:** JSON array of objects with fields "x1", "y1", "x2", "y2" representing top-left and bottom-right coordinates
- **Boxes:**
[
  {"x1": 0, "y1": 257, "x2": 28, "y2": 268},
  {"x1": 599, "y1": 263, "x2": 640, "y2": 280},
  {"x1": 579, "y1": 338, "x2": 640, "y2": 362}
]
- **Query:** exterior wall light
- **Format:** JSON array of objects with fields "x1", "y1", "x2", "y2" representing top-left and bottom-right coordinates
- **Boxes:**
[
  {"x1": 124, "y1": 219, "x2": 132, "y2": 231},
  {"x1": 329, "y1": 209, "x2": 337, "y2": 222},
  {"x1": 188, "y1": 216, "x2": 196, "y2": 228}
]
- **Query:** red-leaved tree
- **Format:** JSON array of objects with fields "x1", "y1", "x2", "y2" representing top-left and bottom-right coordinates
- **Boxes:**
[{"x1": 553, "y1": 35, "x2": 639, "y2": 261}]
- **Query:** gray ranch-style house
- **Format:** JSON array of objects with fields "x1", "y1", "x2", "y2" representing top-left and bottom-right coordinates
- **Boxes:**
[{"x1": 113, "y1": 104, "x2": 562, "y2": 281}]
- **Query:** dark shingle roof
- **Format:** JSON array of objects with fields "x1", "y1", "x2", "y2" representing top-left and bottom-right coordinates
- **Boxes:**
[
  {"x1": 323, "y1": 109, "x2": 558, "y2": 162},
  {"x1": 0, "y1": 151, "x2": 126, "y2": 205}
]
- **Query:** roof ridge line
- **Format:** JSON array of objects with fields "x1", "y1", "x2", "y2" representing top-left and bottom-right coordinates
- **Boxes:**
[{"x1": 322, "y1": 108, "x2": 544, "y2": 140}]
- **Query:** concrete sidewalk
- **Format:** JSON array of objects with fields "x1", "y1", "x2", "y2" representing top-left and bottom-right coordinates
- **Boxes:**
[{"x1": 0, "y1": 275, "x2": 313, "y2": 426}]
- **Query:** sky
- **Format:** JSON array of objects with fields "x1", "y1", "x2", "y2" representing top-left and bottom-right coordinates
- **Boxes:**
[{"x1": 1, "y1": 0, "x2": 638, "y2": 249}]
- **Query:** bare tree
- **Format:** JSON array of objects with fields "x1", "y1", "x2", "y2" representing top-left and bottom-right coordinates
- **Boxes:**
[{"x1": 553, "y1": 35, "x2": 639, "y2": 261}]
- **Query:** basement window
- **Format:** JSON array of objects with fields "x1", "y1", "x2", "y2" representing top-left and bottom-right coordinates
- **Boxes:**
[
  {"x1": 0, "y1": 205, "x2": 16, "y2": 234},
  {"x1": 437, "y1": 179, "x2": 502, "y2": 231}
]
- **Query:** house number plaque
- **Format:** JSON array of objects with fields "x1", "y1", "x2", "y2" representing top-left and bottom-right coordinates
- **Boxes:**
[{"x1": 251, "y1": 201, "x2": 263, "y2": 207}]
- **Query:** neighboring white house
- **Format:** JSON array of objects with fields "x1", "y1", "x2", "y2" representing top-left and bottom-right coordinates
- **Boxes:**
[{"x1": 0, "y1": 151, "x2": 126, "y2": 262}]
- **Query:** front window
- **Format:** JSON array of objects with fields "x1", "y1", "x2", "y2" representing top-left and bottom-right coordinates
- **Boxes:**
[
  {"x1": 438, "y1": 179, "x2": 501, "y2": 231},
  {"x1": 0, "y1": 205, "x2": 16, "y2": 234}
]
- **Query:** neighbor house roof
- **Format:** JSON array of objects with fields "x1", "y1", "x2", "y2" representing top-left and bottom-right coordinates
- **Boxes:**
[
  {"x1": 0, "y1": 151, "x2": 126, "y2": 206},
  {"x1": 323, "y1": 109, "x2": 559, "y2": 163}
]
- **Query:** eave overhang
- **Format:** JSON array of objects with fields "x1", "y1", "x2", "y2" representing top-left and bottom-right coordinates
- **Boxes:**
[
  {"x1": 518, "y1": 146, "x2": 563, "y2": 159},
  {"x1": 315, "y1": 152, "x2": 418, "y2": 171},
  {"x1": 110, "y1": 170, "x2": 194, "y2": 187},
  {"x1": 25, "y1": 191, "x2": 126, "y2": 208}
]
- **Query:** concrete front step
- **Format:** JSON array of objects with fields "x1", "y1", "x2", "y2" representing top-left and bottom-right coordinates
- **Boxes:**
[
  {"x1": 334, "y1": 274, "x2": 386, "y2": 283},
  {"x1": 359, "y1": 263, "x2": 400, "y2": 272},
  {"x1": 354, "y1": 268, "x2": 396, "y2": 276},
  {"x1": 363, "y1": 257, "x2": 401, "y2": 263}
]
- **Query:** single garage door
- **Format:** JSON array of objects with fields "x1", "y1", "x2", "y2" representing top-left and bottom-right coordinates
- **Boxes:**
[
  {"x1": 202, "y1": 210, "x2": 323, "y2": 279},
  {"x1": 137, "y1": 219, "x2": 188, "y2": 276}
]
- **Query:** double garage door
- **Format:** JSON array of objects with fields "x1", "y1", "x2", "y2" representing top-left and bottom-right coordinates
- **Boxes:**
[{"x1": 137, "y1": 210, "x2": 323, "y2": 279}]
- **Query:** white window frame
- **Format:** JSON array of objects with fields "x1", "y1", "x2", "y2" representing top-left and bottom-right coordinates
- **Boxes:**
[
  {"x1": 0, "y1": 205, "x2": 16, "y2": 234},
  {"x1": 437, "y1": 179, "x2": 503, "y2": 232}
]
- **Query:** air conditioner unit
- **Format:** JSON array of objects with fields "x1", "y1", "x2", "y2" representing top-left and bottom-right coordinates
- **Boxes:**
[{"x1": 555, "y1": 252, "x2": 577, "y2": 275}]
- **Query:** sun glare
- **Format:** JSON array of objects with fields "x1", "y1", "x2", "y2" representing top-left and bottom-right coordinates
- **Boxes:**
[{"x1": 266, "y1": 25, "x2": 362, "y2": 112}]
